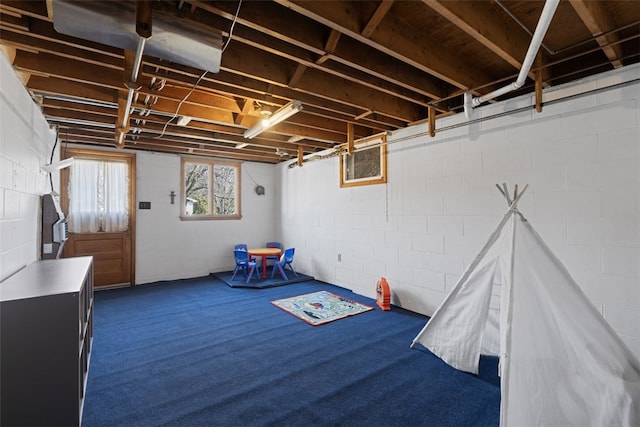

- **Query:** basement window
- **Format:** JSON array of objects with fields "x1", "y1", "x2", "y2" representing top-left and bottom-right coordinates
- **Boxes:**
[
  {"x1": 340, "y1": 133, "x2": 387, "y2": 187},
  {"x1": 181, "y1": 157, "x2": 241, "y2": 220}
]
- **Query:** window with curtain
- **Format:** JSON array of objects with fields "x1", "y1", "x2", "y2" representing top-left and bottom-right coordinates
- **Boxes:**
[{"x1": 67, "y1": 158, "x2": 129, "y2": 232}]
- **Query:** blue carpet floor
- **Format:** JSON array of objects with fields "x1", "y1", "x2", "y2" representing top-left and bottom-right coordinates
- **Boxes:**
[{"x1": 82, "y1": 276, "x2": 500, "y2": 426}]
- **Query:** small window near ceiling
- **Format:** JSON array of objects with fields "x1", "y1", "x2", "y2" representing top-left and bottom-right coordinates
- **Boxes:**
[
  {"x1": 340, "y1": 133, "x2": 387, "y2": 187},
  {"x1": 181, "y1": 157, "x2": 241, "y2": 220}
]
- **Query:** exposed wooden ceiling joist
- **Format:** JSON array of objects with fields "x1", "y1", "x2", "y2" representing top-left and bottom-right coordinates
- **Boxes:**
[{"x1": 0, "y1": 0, "x2": 637, "y2": 163}]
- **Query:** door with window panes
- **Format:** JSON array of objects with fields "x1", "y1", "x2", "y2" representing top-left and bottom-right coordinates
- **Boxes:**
[{"x1": 61, "y1": 149, "x2": 136, "y2": 287}]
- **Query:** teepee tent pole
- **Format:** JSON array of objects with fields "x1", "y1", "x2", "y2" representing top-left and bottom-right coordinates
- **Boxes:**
[{"x1": 499, "y1": 195, "x2": 519, "y2": 426}]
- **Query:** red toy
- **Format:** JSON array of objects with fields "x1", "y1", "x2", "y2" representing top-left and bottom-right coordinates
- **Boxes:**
[{"x1": 376, "y1": 277, "x2": 391, "y2": 310}]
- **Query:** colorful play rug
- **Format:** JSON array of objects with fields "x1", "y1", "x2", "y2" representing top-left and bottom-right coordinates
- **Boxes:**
[{"x1": 271, "y1": 291, "x2": 374, "y2": 326}]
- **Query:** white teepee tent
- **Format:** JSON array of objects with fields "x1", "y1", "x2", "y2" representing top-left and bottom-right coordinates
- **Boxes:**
[{"x1": 411, "y1": 184, "x2": 640, "y2": 426}]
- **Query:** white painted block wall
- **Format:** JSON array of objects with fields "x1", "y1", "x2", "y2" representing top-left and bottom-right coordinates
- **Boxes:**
[
  {"x1": 279, "y1": 64, "x2": 640, "y2": 358},
  {"x1": 134, "y1": 152, "x2": 280, "y2": 284},
  {"x1": 0, "y1": 49, "x2": 280, "y2": 285},
  {"x1": 0, "y1": 54, "x2": 56, "y2": 281}
]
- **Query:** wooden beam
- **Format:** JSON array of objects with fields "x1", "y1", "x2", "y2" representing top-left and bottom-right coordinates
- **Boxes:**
[
  {"x1": 116, "y1": 90, "x2": 131, "y2": 134},
  {"x1": 195, "y1": 0, "x2": 447, "y2": 101},
  {"x1": 275, "y1": 0, "x2": 494, "y2": 89},
  {"x1": 535, "y1": 56, "x2": 543, "y2": 113},
  {"x1": 569, "y1": 0, "x2": 624, "y2": 68},
  {"x1": 316, "y1": 31, "x2": 340, "y2": 66},
  {"x1": 427, "y1": 106, "x2": 435, "y2": 137},
  {"x1": 45, "y1": 0, "x2": 54, "y2": 21},
  {"x1": 288, "y1": 63, "x2": 307, "y2": 87},
  {"x1": 347, "y1": 122, "x2": 354, "y2": 154},
  {"x1": 362, "y1": 0, "x2": 394, "y2": 38},
  {"x1": 218, "y1": 42, "x2": 424, "y2": 122},
  {"x1": 421, "y1": 0, "x2": 535, "y2": 72},
  {"x1": 2, "y1": 21, "x2": 403, "y2": 129},
  {"x1": 297, "y1": 145, "x2": 304, "y2": 167},
  {"x1": 324, "y1": 29, "x2": 341, "y2": 53}
]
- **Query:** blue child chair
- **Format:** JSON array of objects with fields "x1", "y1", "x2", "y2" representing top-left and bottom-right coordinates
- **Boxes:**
[
  {"x1": 231, "y1": 249, "x2": 259, "y2": 283},
  {"x1": 270, "y1": 247, "x2": 297, "y2": 281},
  {"x1": 264, "y1": 242, "x2": 282, "y2": 266},
  {"x1": 235, "y1": 243, "x2": 254, "y2": 261}
]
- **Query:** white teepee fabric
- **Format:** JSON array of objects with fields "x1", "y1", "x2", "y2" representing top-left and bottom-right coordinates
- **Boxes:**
[{"x1": 411, "y1": 187, "x2": 640, "y2": 427}]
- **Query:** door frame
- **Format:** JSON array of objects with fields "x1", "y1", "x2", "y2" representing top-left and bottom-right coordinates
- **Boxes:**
[{"x1": 60, "y1": 147, "x2": 136, "y2": 285}]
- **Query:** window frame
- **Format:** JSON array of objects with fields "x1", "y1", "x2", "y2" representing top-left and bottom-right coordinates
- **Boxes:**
[
  {"x1": 339, "y1": 134, "x2": 387, "y2": 188},
  {"x1": 60, "y1": 148, "x2": 136, "y2": 232},
  {"x1": 180, "y1": 157, "x2": 242, "y2": 220}
]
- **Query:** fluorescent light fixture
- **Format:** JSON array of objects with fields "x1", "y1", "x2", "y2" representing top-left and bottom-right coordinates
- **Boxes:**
[
  {"x1": 176, "y1": 116, "x2": 192, "y2": 126},
  {"x1": 42, "y1": 157, "x2": 75, "y2": 173},
  {"x1": 244, "y1": 100, "x2": 303, "y2": 139},
  {"x1": 235, "y1": 143, "x2": 249, "y2": 149}
]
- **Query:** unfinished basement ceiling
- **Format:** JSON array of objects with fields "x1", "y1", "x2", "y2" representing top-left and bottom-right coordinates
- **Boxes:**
[{"x1": 1, "y1": 0, "x2": 638, "y2": 164}]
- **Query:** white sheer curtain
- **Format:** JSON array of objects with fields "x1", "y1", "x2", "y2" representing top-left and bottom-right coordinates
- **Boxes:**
[
  {"x1": 68, "y1": 159, "x2": 128, "y2": 233},
  {"x1": 102, "y1": 161, "x2": 128, "y2": 231}
]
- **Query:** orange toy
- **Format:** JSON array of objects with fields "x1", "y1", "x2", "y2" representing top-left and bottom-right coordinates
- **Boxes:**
[{"x1": 376, "y1": 277, "x2": 391, "y2": 310}]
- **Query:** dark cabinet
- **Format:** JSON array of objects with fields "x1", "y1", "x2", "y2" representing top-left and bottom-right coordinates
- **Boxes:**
[{"x1": 1, "y1": 257, "x2": 94, "y2": 426}]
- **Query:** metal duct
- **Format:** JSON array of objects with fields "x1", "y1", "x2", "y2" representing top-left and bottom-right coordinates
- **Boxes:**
[{"x1": 53, "y1": 0, "x2": 223, "y2": 73}]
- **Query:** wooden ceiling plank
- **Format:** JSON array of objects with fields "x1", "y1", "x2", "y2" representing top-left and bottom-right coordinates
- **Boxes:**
[
  {"x1": 0, "y1": 1, "x2": 49, "y2": 21},
  {"x1": 288, "y1": 63, "x2": 307, "y2": 88},
  {"x1": 219, "y1": 41, "x2": 421, "y2": 122},
  {"x1": 45, "y1": 0, "x2": 53, "y2": 21},
  {"x1": 235, "y1": 33, "x2": 433, "y2": 109},
  {"x1": 569, "y1": 0, "x2": 624, "y2": 68},
  {"x1": 0, "y1": 27, "x2": 123, "y2": 70},
  {"x1": 135, "y1": 97, "x2": 236, "y2": 125},
  {"x1": 361, "y1": 0, "x2": 395, "y2": 38},
  {"x1": 26, "y1": 76, "x2": 119, "y2": 105},
  {"x1": 12, "y1": 50, "x2": 136, "y2": 92},
  {"x1": 328, "y1": 37, "x2": 448, "y2": 101},
  {"x1": 42, "y1": 98, "x2": 115, "y2": 115},
  {"x1": 143, "y1": 54, "x2": 403, "y2": 130},
  {"x1": 421, "y1": 0, "x2": 535, "y2": 72},
  {"x1": 14, "y1": 52, "x2": 243, "y2": 127},
  {"x1": 60, "y1": 134, "x2": 282, "y2": 164},
  {"x1": 234, "y1": 98, "x2": 256, "y2": 125},
  {"x1": 275, "y1": 0, "x2": 494, "y2": 90},
  {"x1": 0, "y1": 12, "x2": 30, "y2": 31},
  {"x1": 190, "y1": 0, "x2": 443, "y2": 108},
  {"x1": 138, "y1": 80, "x2": 241, "y2": 113},
  {"x1": 13, "y1": 18, "x2": 122, "y2": 59},
  {"x1": 324, "y1": 29, "x2": 342, "y2": 53}
]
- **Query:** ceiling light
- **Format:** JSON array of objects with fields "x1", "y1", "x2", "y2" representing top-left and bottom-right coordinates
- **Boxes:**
[
  {"x1": 244, "y1": 100, "x2": 303, "y2": 139},
  {"x1": 235, "y1": 143, "x2": 249, "y2": 149}
]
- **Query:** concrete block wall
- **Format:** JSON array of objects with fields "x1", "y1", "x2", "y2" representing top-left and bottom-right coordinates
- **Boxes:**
[
  {"x1": 134, "y1": 151, "x2": 280, "y2": 284},
  {"x1": 278, "y1": 64, "x2": 640, "y2": 358},
  {"x1": 0, "y1": 54, "x2": 56, "y2": 281}
]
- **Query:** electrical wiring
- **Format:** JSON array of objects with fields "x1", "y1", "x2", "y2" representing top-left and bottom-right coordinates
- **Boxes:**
[{"x1": 155, "y1": 0, "x2": 243, "y2": 139}]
